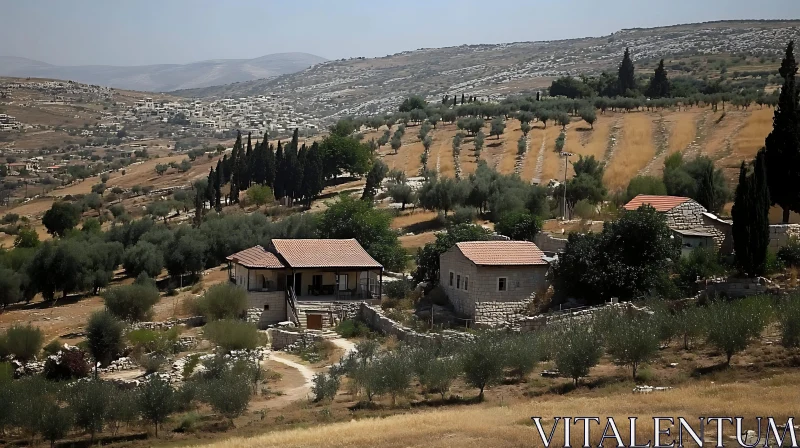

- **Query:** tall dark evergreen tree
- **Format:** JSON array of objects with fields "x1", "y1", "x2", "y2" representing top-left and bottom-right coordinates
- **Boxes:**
[
  {"x1": 765, "y1": 40, "x2": 800, "y2": 223},
  {"x1": 242, "y1": 132, "x2": 253, "y2": 189},
  {"x1": 733, "y1": 150, "x2": 771, "y2": 277},
  {"x1": 646, "y1": 59, "x2": 670, "y2": 98},
  {"x1": 229, "y1": 132, "x2": 243, "y2": 203},
  {"x1": 213, "y1": 160, "x2": 222, "y2": 210},
  {"x1": 283, "y1": 138, "x2": 300, "y2": 204},
  {"x1": 751, "y1": 149, "x2": 771, "y2": 276},
  {"x1": 221, "y1": 154, "x2": 231, "y2": 184},
  {"x1": 274, "y1": 141, "x2": 285, "y2": 200},
  {"x1": 293, "y1": 144, "x2": 307, "y2": 204},
  {"x1": 362, "y1": 160, "x2": 388, "y2": 201},
  {"x1": 452, "y1": 96, "x2": 457, "y2": 107},
  {"x1": 302, "y1": 142, "x2": 325, "y2": 206},
  {"x1": 460, "y1": 93, "x2": 465, "y2": 105},
  {"x1": 206, "y1": 167, "x2": 216, "y2": 208},
  {"x1": 265, "y1": 142, "x2": 276, "y2": 188},
  {"x1": 618, "y1": 47, "x2": 636, "y2": 95},
  {"x1": 252, "y1": 140, "x2": 266, "y2": 185}
]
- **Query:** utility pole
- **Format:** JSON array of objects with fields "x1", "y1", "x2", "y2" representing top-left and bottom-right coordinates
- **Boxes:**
[{"x1": 560, "y1": 151, "x2": 573, "y2": 220}]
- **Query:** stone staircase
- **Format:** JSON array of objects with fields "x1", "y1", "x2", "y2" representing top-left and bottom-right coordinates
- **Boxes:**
[{"x1": 295, "y1": 301, "x2": 344, "y2": 330}]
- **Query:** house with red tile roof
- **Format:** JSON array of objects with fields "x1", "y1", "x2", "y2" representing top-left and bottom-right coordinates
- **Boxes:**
[
  {"x1": 439, "y1": 240, "x2": 550, "y2": 324},
  {"x1": 226, "y1": 239, "x2": 383, "y2": 329},
  {"x1": 623, "y1": 195, "x2": 732, "y2": 255}
]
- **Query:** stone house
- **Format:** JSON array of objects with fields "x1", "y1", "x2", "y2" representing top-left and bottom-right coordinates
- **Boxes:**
[
  {"x1": 439, "y1": 241, "x2": 550, "y2": 324},
  {"x1": 226, "y1": 239, "x2": 383, "y2": 329},
  {"x1": 624, "y1": 195, "x2": 731, "y2": 255}
]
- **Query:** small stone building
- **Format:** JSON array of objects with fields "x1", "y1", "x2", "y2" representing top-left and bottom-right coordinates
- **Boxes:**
[
  {"x1": 439, "y1": 241, "x2": 550, "y2": 323},
  {"x1": 624, "y1": 194, "x2": 731, "y2": 254}
]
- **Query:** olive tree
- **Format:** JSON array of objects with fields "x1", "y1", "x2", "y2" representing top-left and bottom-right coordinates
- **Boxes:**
[
  {"x1": 705, "y1": 298, "x2": 770, "y2": 365},
  {"x1": 461, "y1": 332, "x2": 508, "y2": 400},
  {"x1": 603, "y1": 312, "x2": 661, "y2": 379},
  {"x1": 554, "y1": 320, "x2": 602, "y2": 386},
  {"x1": 138, "y1": 376, "x2": 175, "y2": 437},
  {"x1": 102, "y1": 283, "x2": 160, "y2": 322}
]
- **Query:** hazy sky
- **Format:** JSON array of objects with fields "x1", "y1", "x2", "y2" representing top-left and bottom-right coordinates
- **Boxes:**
[{"x1": 2, "y1": 0, "x2": 798, "y2": 66}]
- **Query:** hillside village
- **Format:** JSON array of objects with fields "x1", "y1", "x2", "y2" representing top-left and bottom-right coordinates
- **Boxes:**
[{"x1": 3, "y1": 18, "x2": 800, "y2": 448}]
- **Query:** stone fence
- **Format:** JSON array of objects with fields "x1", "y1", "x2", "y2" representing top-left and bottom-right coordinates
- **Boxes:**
[
  {"x1": 473, "y1": 299, "x2": 533, "y2": 328},
  {"x1": 267, "y1": 328, "x2": 322, "y2": 350},
  {"x1": 534, "y1": 232, "x2": 567, "y2": 253},
  {"x1": 130, "y1": 316, "x2": 204, "y2": 331},
  {"x1": 702, "y1": 276, "x2": 779, "y2": 299},
  {"x1": 769, "y1": 224, "x2": 800, "y2": 251},
  {"x1": 359, "y1": 303, "x2": 473, "y2": 345},
  {"x1": 516, "y1": 301, "x2": 649, "y2": 332}
]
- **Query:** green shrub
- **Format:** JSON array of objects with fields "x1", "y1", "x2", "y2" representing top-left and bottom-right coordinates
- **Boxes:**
[
  {"x1": 67, "y1": 380, "x2": 114, "y2": 443},
  {"x1": 504, "y1": 333, "x2": 539, "y2": 381},
  {"x1": 384, "y1": 279, "x2": 414, "y2": 301},
  {"x1": 778, "y1": 238, "x2": 800, "y2": 268},
  {"x1": 572, "y1": 199, "x2": 597, "y2": 220},
  {"x1": 200, "y1": 370, "x2": 252, "y2": 423},
  {"x1": 2, "y1": 324, "x2": 44, "y2": 362},
  {"x1": 418, "y1": 355, "x2": 460, "y2": 400},
  {"x1": 102, "y1": 283, "x2": 160, "y2": 322},
  {"x1": 461, "y1": 332, "x2": 508, "y2": 400},
  {"x1": 182, "y1": 354, "x2": 201, "y2": 380},
  {"x1": 175, "y1": 412, "x2": 201, "y2": 433},
  {"x1": 335, "y1": 319, "x2": 369, "y2": 338},
  {"x1": 192, "y1": 284, "x2": 248, "y2": 320},
  {"x1": 40, "y1": 401, "x2": 74, "y2": 448},
  {"x1": 311, "y1": 372, "x2": 341, "y2": 402},
  {"x1": 778, "y1": 294, "x2": 800, "y2": 348},
  {"x1": 676, "y1": 247, "x2": 725, "y2": 292},
  {"x1": 375, "y1": 351, "x2": 413, "y2": 406},
  {"x1": 675, "y1": 306, "x2": 705, "y2": 350},
  {"x1": 448, "y1": 206, "x2": 476, "y2": 225},
  {"x1": 138, "y1": 376, "x2": 175, "y2": 437},
  {"x1": 705, "y1": 298, "x2": 770, "y2": 365},
  {"x1": 204, "y1": 320, "x2": 261, "y2": 351},
  {"x1": 603, "y1": 312, "x2": 661, "y2": 379},
  {"x1": 0, "y1": 361, "x2": 13, "y2": 384},
  {"x1": 765, "y1": 250, "x2": 785, "y2": 275},
  {"x1": 86, "y1": 310, "x2": 124, "y2": 367},
  {"x1": 553, "y1": 320, "x2": 603, "y2": 386},
  {"x1": 127, "y1": 327, "x2": 180, "y2": 355},
  {"x1": 42, "y1": 339, "x2": 63, "y2": 357}
]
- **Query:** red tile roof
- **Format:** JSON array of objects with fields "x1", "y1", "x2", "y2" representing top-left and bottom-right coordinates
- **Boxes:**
[
  {"x1": 456, "y1": 241, "x2": 548, "y2": 266},
  {"x1": 623, "y1": 194, "x2": 691, "y2": 212},
  {"x1": 271, "y1": 239, "x2": 383, "y2": 269},
  {"x1": 226, "y1": 245, "x2": 284, "y2": 269}
]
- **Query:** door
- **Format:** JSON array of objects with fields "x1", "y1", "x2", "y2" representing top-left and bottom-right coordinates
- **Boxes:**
[
  {"x1": 306, "y1": 314, "x2": 323, "y2": 330},
  {"x1": 294, "y1": 273, "x2": 302, "y2": 296},
  {"x1": 337, "y1": 274, "x2": 348, "y2": 291}
]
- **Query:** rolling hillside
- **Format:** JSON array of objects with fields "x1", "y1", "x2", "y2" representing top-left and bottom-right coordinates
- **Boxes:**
[
  {"x1": 369, "y1": 104, "x2": 774, "y2": 191},
  {"x1": 0, "y1": 52, "x2": 327, "y2": 91},
  {"x1": 171, "y1": 20, "x2": 799, "y2": 120}
]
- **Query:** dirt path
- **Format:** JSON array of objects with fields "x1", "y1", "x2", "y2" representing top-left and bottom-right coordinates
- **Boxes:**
[{"x1": 262, "y1": 353, "x2": 315, "y2": 408}]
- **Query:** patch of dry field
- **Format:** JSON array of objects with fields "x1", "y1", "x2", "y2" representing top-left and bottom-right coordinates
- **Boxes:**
[
  {"x1": 714, "y1": 107, "x2": 775, "y2": 181},
  {"x1": 197, "y1": 373, "x2": 800, "y2": 448},
  {"x1": 603, "y1": 114, "x2": 656, "y2": 192},
  {"x1": 496, "y1": 119, "x2": 523, "y2": 175},
  {"x1": 535, "y1": 125, "x2": 564, "y2": 183},
  {"x1": 666, "y1": 110, "x2": 700, "y2": 157}
]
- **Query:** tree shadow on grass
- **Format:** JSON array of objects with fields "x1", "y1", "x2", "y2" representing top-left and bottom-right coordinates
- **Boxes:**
[
  {"x1": 692, "y1": 362, "x2": 729, "y2": 377},
  {"x1": 410, "y1": 394, "x2": 482, "y2": 408},
  {"x1": 487, "y1": 142, "x2": 503, "y2": 148}
]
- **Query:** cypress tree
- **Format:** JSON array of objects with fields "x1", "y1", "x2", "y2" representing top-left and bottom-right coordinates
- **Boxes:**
[
  {"x1": 229, "y1": 131, "x2": 242, "y2": 203},
  {"x1": 732, "y1": 161, "x2": 752, "y2": 276},
  {"x1": 461, "y1": 93, "x2": 465, "y2": 105},
  {"x1": 453, "y1": 95, "x2": 457, "y2": 107},
  {"x1": 252, "y1": 140, "x2": 266, "y2": 185},
  {"x1": 293, "y1": 144, "x2": 307, "y2": 205},
  {"x1": 765, "y1": 40, "x2": 800, "y2": 223},
  {"x1": 274, "y1": 141, "x2": 285, "y2": 200},
  {"x1": 214, "y1": 160, "x2": 222, "y2": 210},
  {"x1": 618, "y1": 47, "x2": 636, "y2": 95},
  {"x1": 221, "y1": 154, "x2": 231, "y2": 184},
  {"x1": 242, "y1": 132, "x2": 253, "y2": 189},
  {"x1": 283, "y1": 139, "x2": 300, "y2": 204},
  {"x1": 302, "y1": 142, "x2": 325, "y2": 206},
  {"x1": 265, "y1": 142, "x2": 276, "y2": 188},
  {"x1": 751, "y1": 149, "x2": 771, "y2": 276},
  {"x1": 646, "y1": 59, "x2": 670, "y2": 98}
]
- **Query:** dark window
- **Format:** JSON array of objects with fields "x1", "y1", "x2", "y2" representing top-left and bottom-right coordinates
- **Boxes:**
[
  {"x1": 456, "y1": 274, "x2": 461, "y2": 289},
  {"x1": 263, "y1": 304, "x2": 269, "y2": 310},
  {"x1": 464, "y1": 276, "x2": 469, "y2": 291},
  {"x1": 498, "y1": 277, "x2": 507, "y2": 291},
  {"x1": 449, "y1": 272, "x2": 454, "y2": 287}
]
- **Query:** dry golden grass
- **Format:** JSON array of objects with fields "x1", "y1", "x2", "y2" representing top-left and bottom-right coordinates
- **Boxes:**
[
  {"x1": 667, "y1": 110, "x2": 700, "y2": 156},
  {"x1": 497, "y1": 119, "x2": 523, "y2": 175},
  {"x1": 732, "y1": 107, "x2": 774, "y2": 161},
  {"x1": 701, "y1": 110, "x2": 749, "y2": 160},
  {"x1": 537, "y1": 125, "x2": 565, "y2": 183},
  {"x1": 520, "y1": 127, "x2": 546, "y2": 183},
  {"x1": 603, "y1": 114, "x2": 656, "y2": 191},
  {"x1": 197, "y1": 373, "x2": 800, "y2": 448},
  {"x1": 398, "y1": 231, "x2": 437, "y2": 250},
  {"x1": 391, "y1": 210, "x2": 438, "y2": 229}
]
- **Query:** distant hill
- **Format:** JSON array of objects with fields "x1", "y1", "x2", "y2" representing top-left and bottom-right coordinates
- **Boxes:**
[
  {"x1": 0, "y1": 52, "x2": 327, "y2": 92},
  {"x1": 168, "y1": 20, "x2": 800, "y2": 120}
]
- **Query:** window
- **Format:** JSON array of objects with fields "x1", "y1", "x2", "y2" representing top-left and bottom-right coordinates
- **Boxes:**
[
  {"x1": 464, "y1": 276, "x2": 469, "y2": 291},
  {"x1": 498, "y1": 277, "x2": 507, "y2": 292},
  {"x1": 456, "y1": 274, "x2": 461, "y2": 289},
  {"x1": 449, "y1": 271, "x2": 454, "y2": 287},
  {"x1": 263, "y1": 304, "x2": 270, "y2": 310}
]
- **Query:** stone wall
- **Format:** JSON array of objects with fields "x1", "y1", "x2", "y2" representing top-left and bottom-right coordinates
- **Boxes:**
[
  {"x1": 516, "y1": 302, "x2": 648, "y2": 332},
  {"x1": 359, "y1": 303, "x2": 473, "y2": 345},
  {"x1": 267, "y1": 328, "x2": 321, "y2": 350},
  {"x1": 702, "y1": 277, "x2": 779, "y2": 299},
  {"x1": 534, "y1": 232, "x2": 568, "y2": 253},
  {"x1": 769, "y1": 224, "x2": 800, "y2": 251},
  {"x1": 246, "y1": 291, "x2": 287, "y2": 327},
  {"x1": 473, "y1": 298, "x2": 533, "y2": 327},
  {"x1": 130, "y1": 316, "x2": 204, "y2": 331}
]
